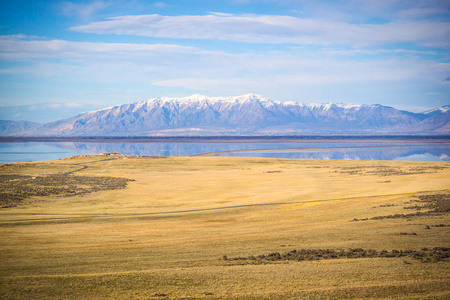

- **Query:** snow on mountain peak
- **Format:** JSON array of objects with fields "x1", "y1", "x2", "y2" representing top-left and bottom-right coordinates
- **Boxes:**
[
  {"x1": 240, "y1": 93, "x2": 265, "y2": 100},
  {"x1": 84, "y1": 94, "x2": 443, "y2": 120},
  {"x1": 304, "y1": 102, "x2": 364, "y2": 110},
  {"x1": 85, "y1": 105, "x2": 116, "y2": 114},
  {"x1": 113, "y1": 95, "x2": 390, "y2": 117},
  {"x1": 423, "y1": 105, "x2": 450, "y2": 115},
  {"x1": 441, "y1": 105, "x2": 450, "y2": 113},
  {"x1": 142, "y1": 93, "x2": 271, "y2": 106},
  {"x1": 187, "y1": 94, "x2": 209, "y2": 101}
]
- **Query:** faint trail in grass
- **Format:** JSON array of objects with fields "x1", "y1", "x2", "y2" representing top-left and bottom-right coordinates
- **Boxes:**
[
  {"x1": 63, "y1": 164, "x2": 89, "y2": 175},
  {"x1": 2, "y1": 190, "x2": 448, "y2": 226},
  {"x1": 61, "y1": 157, "x2": 117, "y2": 176}
]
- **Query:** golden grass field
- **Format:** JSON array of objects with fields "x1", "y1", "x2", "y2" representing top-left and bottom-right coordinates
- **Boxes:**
[{"x1": 0, "y1": 155, "x2": 449, "y2": 299}]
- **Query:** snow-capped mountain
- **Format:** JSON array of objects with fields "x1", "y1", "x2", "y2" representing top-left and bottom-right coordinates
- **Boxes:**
[
  {"x1": 422, "y1": 105, "x2": 450, "y2": 117},
  {"x1": 5, "y1": 94, "x2": 450, "y2": 136}
]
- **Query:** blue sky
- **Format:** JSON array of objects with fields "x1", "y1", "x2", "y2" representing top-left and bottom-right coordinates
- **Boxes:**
[{"x1": 1, "y1": 0, "x2": 449, "y2": 120}]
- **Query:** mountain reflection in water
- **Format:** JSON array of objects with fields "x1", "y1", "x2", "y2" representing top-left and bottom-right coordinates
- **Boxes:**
[{"x1": 0, "y1": 140, "x2": 449, "y2": 163}]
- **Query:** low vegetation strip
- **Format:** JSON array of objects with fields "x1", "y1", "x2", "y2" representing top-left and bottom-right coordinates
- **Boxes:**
[
  {"x1": 223, "y1": 247, "x2": 450, "y2": 264},
  {"x1": 0, "y1": 174, "x2": 131, "y2": 208},
  {"x1": 352, "y1": 192, "x2": 450, "y2": 221},
  {"x1": 333, "y1": 165, "x2": 447, "y2": 176},
  {"x1": 0, "y1": 163, "x2": 24, "y2": 171}
]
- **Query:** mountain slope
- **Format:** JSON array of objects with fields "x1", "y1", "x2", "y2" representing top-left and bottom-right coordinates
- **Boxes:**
[
  {"x1": 12, "y1": 94, "x2": 450, "y2": 136},
  {"x1": 419, "y1": 110, "x2": 450, "y2": 134},
  {"x1": 422, "y1": 105, "x2": 450, "y2": 118},
  {"x1": 0, "y1": 120, "x2": 40, "y2": 136}
]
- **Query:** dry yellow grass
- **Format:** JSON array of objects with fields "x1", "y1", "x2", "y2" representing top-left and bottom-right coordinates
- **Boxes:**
[{"x1": 0, "y1": 156, "x2": 449, "y2": 299}]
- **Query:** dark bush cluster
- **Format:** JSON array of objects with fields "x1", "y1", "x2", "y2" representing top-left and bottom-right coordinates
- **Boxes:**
[
  {"x1": 417, "y1": 193, "x2": 450, "y2": 213},
  {"x1": 333, "y1": 165, "x2": 447, "y2": 177},
  {"x1": 366, "y1": 167, "x2": 410, "y2": 176},
  {"x1": 0, "y1": 174, "x2": 131, "y2": 208},
  {"x1": 352, "y1": 212, "x2": 428, "y2": 222},
  {"x1": 224, "y1": 247, "x2": 450, "y2": 263},
  {"x1": 373, "y1": 203, "x2": 398, "y2": 208},
  {"x1": 352, "y1": 192, "x2": 449, "y2": 222},
  {"x1": 0, "y1": 163, "x2": 24, "y2": 171}
]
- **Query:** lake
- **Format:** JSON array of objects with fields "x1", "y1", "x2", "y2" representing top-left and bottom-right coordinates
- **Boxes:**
[{"x1": 0, "y1": 138, "x2": 449, "y2": 163}]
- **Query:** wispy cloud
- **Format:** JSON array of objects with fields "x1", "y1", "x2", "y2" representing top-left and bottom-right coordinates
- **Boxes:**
[
  {"x1": 1, "y1": 0, "x2": 448, "y2": 109},
  {"x1": 58, "y1": 0, "x2": 111, "y2": 18},
  {"x1": 1, "y1": 35, "x2": 448, "y2": 90},
  {"x1": 70, "y1": 13, "x2": 450, "y2": 48},
  {"x1": 152, "y1": 2, "x2": 168, "y2": 9},
  {"x1": 397, "y1": 7, "x2": 446, "y2": 19},
  {"x1": 392, "y1": 104, "x2": 433, "y2": 113},
  {"x1": 152, "y1": 59, "x2": 434, "y2": 90},
  {"x1": 319, "y1": 48, "x2": 436, "y2": 56},
  {"x1": 47, "y1": 102, "x2": 82, "y2": 108},
  {"x1": 0, "y1": 35, "x2": 206, "y2": 61},
  {"x1": 1, "y1": 27, "x2": 448, "y2": 106},
  {"x1": 273, "y1": 0, "x2": 450, "y2": 22}
]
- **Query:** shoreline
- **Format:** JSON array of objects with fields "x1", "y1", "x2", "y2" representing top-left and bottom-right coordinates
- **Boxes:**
[
  {"x1": 1, "y1": 135, "x2": 450, "y2": 144},
  {"x1": 194, "y1": 145, "x2": 450, "y2": 157},
  {"x1": 1, "y1": 136, "x2": 449, "y2": 163}
]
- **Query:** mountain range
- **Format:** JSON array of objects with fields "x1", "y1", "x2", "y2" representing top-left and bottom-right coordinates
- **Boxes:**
[{"x1": 1, "y1": 94, "x2": 449, "y2": 136}]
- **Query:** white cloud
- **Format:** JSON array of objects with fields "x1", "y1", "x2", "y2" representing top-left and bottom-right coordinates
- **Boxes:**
[
  {"x1": 285, "y1": 0, "x2": 450, "y2": 22},
  {"x1": 153, "y1": 56, "x2": 450, "y2": 96},
  {"x1": 0, "y1": 35, "x2": 207, "y2": 61},
  {"x1": 59, "y1": 0, "x2": 111, "y2": 18},
  {"x1": 64, "y1": 102, "x2": 83, "y2": 107},
  {"x1": 46, "y1": 102, "x2": 81, "y2": 108},
  {"x1": 1, "y1": 35, "x2": 448, "y2": 105},
  {"x1": 398, "y1": 7, "x2": 446, "y2": 19},
  {"x1": 320, "y1": 48, "x2": 436, "y2": 56},
  {"x1": 152, "y1": 2, "x2": 168, "y2": 8},
  {"x1": 392, "y1": 104, "x2": 433, "y2": 113},
  {"x1": 70, "y1": 13, "x2": 450, "y2": 48},
  {"x1": 48, "y1": 103, "x2": 62, "y2": 108}
]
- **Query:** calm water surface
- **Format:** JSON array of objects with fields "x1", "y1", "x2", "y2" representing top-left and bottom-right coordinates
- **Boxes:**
[{"x1": 0, "y1": 140, "x2": 449, "y2": 163}]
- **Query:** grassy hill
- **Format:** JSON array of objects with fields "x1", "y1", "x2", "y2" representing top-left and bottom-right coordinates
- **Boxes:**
[{"x1": 0, "y1": 155, "x2": 449, "y2": 299}]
